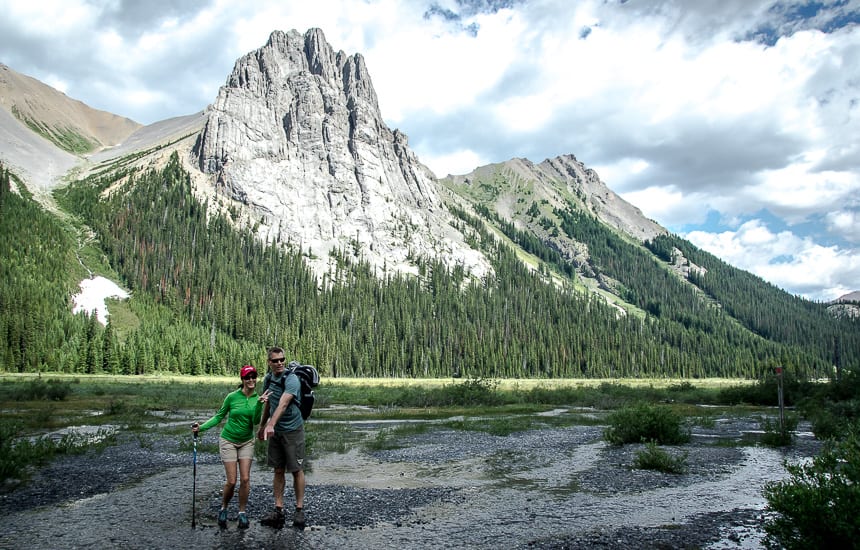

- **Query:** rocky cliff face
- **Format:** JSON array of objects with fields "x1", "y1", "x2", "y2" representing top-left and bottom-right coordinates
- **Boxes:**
[
  {"x1": 536, "y1": 155, "x2": 665, "y2": 242},
  {"x1": 446, "y1": 154, "x2": 665, "y2": 243},
  {"x1": 193, "y1": 29, "x2": 490, "y2": 279}
]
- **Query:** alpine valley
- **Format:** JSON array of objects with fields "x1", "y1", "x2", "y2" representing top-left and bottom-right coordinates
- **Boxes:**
[{"x1": 1, "y1": 28, "x2": 857, "y2": 379}]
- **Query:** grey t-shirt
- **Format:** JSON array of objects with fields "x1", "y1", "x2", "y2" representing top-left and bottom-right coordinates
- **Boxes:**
[{"x1": 265, "y1": 372, "x2": 303, "y2": 432}]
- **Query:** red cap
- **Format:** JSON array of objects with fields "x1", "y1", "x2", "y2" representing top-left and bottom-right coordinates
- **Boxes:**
[{"x1": 240, "y1": 365, "x2": 257, "y2": 378}]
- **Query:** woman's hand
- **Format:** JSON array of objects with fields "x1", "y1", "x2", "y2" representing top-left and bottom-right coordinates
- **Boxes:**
[
  {"x1": 191, "y1": 422, "x2": 199, "y2": 434},
  {"x1": 258, "y1": 389, "x2": 272, "y2": 404}
]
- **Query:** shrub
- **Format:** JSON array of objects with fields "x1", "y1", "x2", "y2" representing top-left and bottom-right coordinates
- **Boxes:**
[
  {"x1": 23, "y1": 379, "x2": 72, "y2": 401},
  {"x1": 797, "y1": 373, "x2": 860, "y2": 440},
  {"x1": 718, "y1": 370, "x2": 810, "y2": 407},
  {"x1": 633, "y1": 441, "x2": 688, "y2": 474},
  {"x1": 603, "y1": 403, "x2": 690, "y2": 445},
  {"x1": 764, "y1": 427, "x2": 860, "y2": 549},
  {"x1": 807, "y1": 408, "x2": 851, "y2": 440},
  {"x1": 430, "y1": 378, "x2": 502, "y2": 407},
  {"x1": 759, "y1": 414, "x2": 798, "y2": 447}
]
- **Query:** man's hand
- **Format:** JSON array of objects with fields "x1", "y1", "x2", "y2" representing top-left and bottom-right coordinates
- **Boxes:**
[{"x1": 264, "y1": 424, "x2": 275, "y2": 441}]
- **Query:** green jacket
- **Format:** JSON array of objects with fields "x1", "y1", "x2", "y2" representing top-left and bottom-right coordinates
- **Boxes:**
[{"x1": 199, "y1": 389, "x2": 263, "y2": 444}]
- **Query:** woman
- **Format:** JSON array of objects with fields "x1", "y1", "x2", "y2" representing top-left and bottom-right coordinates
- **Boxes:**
[{"x1": 192, "y1": 365, "x2": 270, "y2": 529}]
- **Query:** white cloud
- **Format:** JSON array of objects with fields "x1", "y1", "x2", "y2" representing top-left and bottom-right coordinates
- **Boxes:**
[
  {"x1": 421, "y1": 148, "x2": 487, "y2": 178},
  {"x1": 827, "y1": 209, "x2": 860, "y2": 243},
  {"x1": 750, "y1": 157, "x2": 860, "y2": 221},
  {"x1": 619, "y1": 186, "x2": 700, "y2": 228},
  {"x1": 42, "y1": 75, "x2": 69, "y2": 94},
  {"x1": 685, "y1": 220, "x2": 860, "y2": 301},
  {"x1": 3, "y1": 0, "x2": 94, "y2": 34}
]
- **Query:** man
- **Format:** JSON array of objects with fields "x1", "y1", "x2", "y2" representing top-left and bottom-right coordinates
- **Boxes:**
[{"x1": 258, "y1": 346, "x2": 306, "y2": 529}]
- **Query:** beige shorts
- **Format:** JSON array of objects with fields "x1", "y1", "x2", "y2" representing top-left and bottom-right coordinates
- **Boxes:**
[{"x1": 219, "y1": 437, "x2": 255, "y2": 462}]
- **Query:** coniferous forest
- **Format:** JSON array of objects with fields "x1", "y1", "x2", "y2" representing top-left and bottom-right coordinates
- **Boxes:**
[{"x1": 0, "y1": 156, "x2": 857, "y2": 379}]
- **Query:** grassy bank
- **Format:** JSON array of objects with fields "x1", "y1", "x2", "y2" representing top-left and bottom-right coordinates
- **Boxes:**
[
  {"x1": 0, "y1": 373, "x2": 785, "y2": 437},
  {"x1": 0, "y1": 373, "x2": 765, "y2": 438}
]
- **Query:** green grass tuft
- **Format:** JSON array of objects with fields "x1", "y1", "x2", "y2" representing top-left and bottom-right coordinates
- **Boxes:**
[{"x1": 633, "y1": 441, "x2": 688, "y2": 474}]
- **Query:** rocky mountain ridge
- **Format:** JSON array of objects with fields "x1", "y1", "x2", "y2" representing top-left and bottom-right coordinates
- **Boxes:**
[
  {"x1": 830, "y1": 291, "x2": 860, "y2": 320},
  {"x1": 191, "y1": 28, "x2": 491, "y2": 280},
  {"x1": 0, "y1": 63, "x2": 140, "y2": 154}
]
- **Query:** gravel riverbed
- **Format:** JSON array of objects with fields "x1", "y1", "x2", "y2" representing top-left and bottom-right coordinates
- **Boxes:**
[{"x1": 0, "y1": 412, "x2": 819, "y2": 549}]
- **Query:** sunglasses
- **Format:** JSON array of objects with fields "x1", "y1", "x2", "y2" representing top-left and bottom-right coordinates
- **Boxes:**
[
  {"x1": 269, "y1": 357, "x2": 286, "y2": 364},
  {"x1": 242, "y1": 374, "x2": 257, "y2": 380}
]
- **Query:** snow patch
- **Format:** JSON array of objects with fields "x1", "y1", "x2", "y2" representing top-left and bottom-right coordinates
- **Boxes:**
[{"x1": 72, "y1": 276, "x2": 129, "y2": 325}]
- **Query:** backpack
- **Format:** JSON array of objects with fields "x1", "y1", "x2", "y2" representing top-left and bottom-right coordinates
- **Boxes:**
[{"x1": 264, "y1": 361, "x2": 320, "y2": 420}]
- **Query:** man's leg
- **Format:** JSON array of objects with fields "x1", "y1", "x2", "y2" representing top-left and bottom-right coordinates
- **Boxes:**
[
  {"x1": 261, "y1": 434, "x2": 288, "y2": 528},
  {"x1": 291, "y1": 469, "x2": 306, "y2": 527},
  {"x1": 273, "y1": 467, "x2": 286, "y2": 509},
  {"x1": 292, "y1": 469, "x2": 305, "y2": 509}
]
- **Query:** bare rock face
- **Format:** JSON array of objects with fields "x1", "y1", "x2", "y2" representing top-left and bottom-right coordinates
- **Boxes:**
[
  {"x1": 446, "y1": 154, "x2": 666, "y2": 244},
  {"x1": 194, "y1": 29, "x2": 489, "y2": 279},
  {"x1": 537, "y1": 155, "x2": 665, "y2": 242}
]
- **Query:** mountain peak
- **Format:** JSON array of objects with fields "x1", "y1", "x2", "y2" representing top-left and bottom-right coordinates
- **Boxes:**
[
  {"x1": 0, "y1": 63, "x2": 141, "y2": 193},
  {"x1": 835, "y1": 291, "x2": 860, "y2": 303},
  {"x1": 193, "y1": 28, "x2": 491, "y2": 280}
]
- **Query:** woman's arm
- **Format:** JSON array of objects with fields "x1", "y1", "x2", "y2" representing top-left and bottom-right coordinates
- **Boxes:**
[{"x1": 194, "y1": 392, "x2": 232, "y2": 433}]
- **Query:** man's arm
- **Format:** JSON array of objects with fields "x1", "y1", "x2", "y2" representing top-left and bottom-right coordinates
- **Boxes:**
[
  {"x1": 257, "y1": 380, "x2": 272, "y2": 440},
  {"x1": 263, "y1": 393, "x2": 294, "y2": 439}
]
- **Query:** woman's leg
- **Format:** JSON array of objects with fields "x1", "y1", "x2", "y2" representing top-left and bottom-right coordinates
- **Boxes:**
[
  {"x1": 238, "y1": 458, "x2": 252, "y2": 512},
  {"x1": 222, "y1": 460, "x2": 238, "y2": 509}
]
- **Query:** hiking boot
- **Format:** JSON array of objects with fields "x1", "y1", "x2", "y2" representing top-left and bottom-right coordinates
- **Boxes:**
[
  {"x1": 260, "y1": 507, "x2": 285, "y2": 528},
  {"x1": 237, "y1": 512, "x2": 250, "y2": 529},
  {"x1": 217, "y1": 509, "x2": 228, "y2": 528},
  {"x1": 293, "y1": 507, "x2": 306, "y2": 529}
]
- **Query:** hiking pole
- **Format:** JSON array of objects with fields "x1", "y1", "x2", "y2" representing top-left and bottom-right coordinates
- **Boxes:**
[{"x1": 191, "y1": 430, "x2": 198, "y2": 528}]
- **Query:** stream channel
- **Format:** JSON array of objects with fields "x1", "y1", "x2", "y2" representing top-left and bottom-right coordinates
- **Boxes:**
[{"x1": 0, "y1": 408, "x2": 818, "y2": 549}]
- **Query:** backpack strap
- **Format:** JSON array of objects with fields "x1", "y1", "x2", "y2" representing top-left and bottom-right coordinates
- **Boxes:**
[{"x1": 263, "y1": 372, "x2": 286, "y2": 392}]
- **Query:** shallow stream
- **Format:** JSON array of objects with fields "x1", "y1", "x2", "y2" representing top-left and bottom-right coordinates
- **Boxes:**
[{"x1": 0, "y1": 410, "x2": 817, "y2": 549}]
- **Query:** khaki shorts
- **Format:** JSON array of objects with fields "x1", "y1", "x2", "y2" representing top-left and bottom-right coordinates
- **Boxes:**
[
  {"x1": 266, "y1": 427, "x2": 305, "y2": 472},
  {"x1": 219, "y1": 437, "x2": 255, "y2": 462}
]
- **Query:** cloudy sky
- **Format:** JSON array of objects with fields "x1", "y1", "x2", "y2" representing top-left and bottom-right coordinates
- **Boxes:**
[{"x1": 2, "y1": 0, "x2": 858, "y2": 301}]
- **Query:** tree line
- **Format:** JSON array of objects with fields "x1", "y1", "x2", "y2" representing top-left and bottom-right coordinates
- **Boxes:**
[{"x1": 1, "y1": 156, "x2": 855, "y2": 378}]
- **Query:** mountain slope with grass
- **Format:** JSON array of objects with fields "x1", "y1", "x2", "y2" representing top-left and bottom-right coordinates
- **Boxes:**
[{"x1": 0, "y1": 63, "x2": 140, "y2": 155}]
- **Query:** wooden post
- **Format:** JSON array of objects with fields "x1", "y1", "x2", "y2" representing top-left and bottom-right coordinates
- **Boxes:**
[{"x1": 775, "y1": 366, "x2": 785, "y2": 431}]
